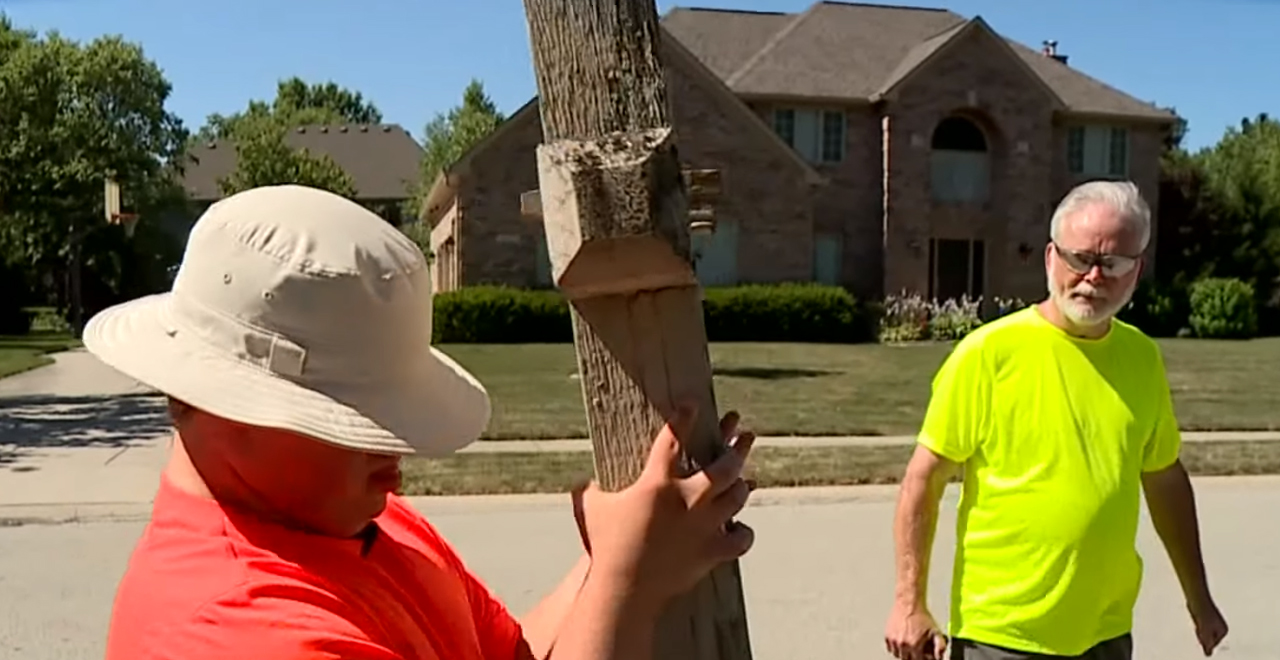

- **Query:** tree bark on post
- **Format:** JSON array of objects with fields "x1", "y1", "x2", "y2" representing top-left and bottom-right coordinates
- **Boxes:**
[{"x1": 519, "y1": 1, "x2": 753, "y2": 659}]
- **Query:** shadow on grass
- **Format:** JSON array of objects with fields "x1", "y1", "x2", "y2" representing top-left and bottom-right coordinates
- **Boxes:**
[
  {"x1": 0, "y1": 393, "x2": 170, "y2": 456},
  {"x1": 713, "y1": 366, "x2": 836, "y2": 380}
]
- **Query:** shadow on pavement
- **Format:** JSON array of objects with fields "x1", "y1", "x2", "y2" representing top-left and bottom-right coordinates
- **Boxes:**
[{"x1": 0, "y1": 393, "x2": 170, "y2": 452}]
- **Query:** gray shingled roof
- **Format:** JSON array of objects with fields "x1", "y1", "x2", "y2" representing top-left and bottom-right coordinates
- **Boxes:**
[
  {"x1": 181, "y1": 124, "x2": 423, "y2": 201},
  {"x1": 661, "y1": 2, "x2": 1174, "y2": 120}
]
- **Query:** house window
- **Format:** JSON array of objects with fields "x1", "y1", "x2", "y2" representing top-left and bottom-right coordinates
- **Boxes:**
[
  {"x1": 927, "y1": 238, "x2": 985, "y2": 302},
  {"x1": 1067, "y1": 125, "x2": 1128, "y2": 177},
  {"x1": 930, "y1": 116, "x2": 990, "y2": 203},
  {"x1": 813, "y1": 234, "x2": 842, "y2": 285},
  {"x1": 771, "y1": 108, "x2": 845, "y2": 163}
]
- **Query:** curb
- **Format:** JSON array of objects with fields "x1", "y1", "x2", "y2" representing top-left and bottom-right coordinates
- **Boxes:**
[
  {"x1": 460, "y1": 431, "x2": 1280, "y2": 453},
  {"x1": 0, "y1": 501, "x2": 155, "y2": 527}
]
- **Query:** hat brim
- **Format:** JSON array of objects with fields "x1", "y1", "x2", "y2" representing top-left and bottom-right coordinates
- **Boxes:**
[{"x1": 82, "y1": 293, "x2": 491, "y2": 457}]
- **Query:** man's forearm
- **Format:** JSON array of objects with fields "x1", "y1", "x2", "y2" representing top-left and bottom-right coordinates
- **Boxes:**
[
  {"x1": 893, "y1": 467, "x2": 946, "y2": 608},
  {"x1": 1144, "y1": 461, "x2": 1212, "y2": 605},
  {"x1": 546, "y1": 573, "x2": 661, "y2": 660},
  {"x1": 520, "y1": 554, "x2": 592, "y2": 659}
]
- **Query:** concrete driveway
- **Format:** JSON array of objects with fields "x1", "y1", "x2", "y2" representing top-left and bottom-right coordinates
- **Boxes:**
[
  {"x1": 0, "y1": 350, "x2": 172, "y2": 506},
  {"x1": 1, "y1": 478, "x2": 1276, "y2": 660}
]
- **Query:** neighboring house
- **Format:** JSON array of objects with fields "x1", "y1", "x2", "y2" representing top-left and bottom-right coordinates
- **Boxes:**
[
  {"x1": 172, "y1": 123, "x2": 423, "y2": 236},
  {"x1": 421, "y1": 1, "x2": 1177, "y2": 305}
]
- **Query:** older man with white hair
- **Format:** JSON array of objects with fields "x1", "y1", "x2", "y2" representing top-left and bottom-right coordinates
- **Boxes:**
[{"x1": 883, "y1": 180, "x2": 1229, "y2": 660}]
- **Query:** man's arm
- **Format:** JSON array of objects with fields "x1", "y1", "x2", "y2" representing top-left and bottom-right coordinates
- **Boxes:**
[
  {"x1": 1141, "y1": 460, "x2": 1212, "y2": 606},
  {"x1": 893, "y1": 445, "x2": 961, "y2": 610},
  {"x1": 545, "y1": 570, "x2": 663, "y2": 660},
  {"x1": 518, "y1": 554, "x2": 591, "y2": 659}
]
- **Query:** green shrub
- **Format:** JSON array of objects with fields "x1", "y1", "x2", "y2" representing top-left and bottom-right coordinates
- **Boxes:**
[
  {"x1": 431, "y1": 283, "x2": 873, "y2": 344},
  {"x1": 1188, "y1": 277, "x2": 1258, "y2": 339},
  {"x1": 431, "y1": 286, "x2": 571, "y2": 343},
  {"x1": 702, "y1": 283, "x2": 871, "y2": 343}
]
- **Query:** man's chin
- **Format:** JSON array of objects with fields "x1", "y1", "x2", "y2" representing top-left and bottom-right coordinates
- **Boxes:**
[{"x1": 1055, "y1": 295, "x2": 1116, "y2": 327}]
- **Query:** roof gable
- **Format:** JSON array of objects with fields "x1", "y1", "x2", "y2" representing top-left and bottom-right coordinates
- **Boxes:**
[
  {"x1": 183, "y1": 124, "x2": 424, "y2": 201},
  {"x1": 660, "y1": 1, "x2": 1175, "y2": 121},
  {"x1": 871, "y1": 16, "x2": 1064, "y2": 109}
]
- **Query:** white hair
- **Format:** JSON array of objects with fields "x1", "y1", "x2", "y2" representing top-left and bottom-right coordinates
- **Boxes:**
[{"x1": 1049, "y1": 180, "x2": 1151, "y2": 251}]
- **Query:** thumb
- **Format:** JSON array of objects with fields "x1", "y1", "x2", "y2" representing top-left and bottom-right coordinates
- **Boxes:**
[
  {"x1": 932, "y1": 632, "x2": 948, "y2": 660},
  {"x1": 643, "y1": 400, "x2": 699, "y2": 478}
]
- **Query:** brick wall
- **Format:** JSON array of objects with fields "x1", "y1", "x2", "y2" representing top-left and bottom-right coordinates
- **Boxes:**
[
  {"x1": 455, "y1": 43, "x2": 815, "y2": 288},
  {"x1": 883, "y1": 26, "x2": 1058, "y2": 304}
]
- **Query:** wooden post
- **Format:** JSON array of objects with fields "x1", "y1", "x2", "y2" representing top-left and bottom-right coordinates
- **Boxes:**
[{"x1": 519, "y1": 1, "x2": 751, "y2": 659}]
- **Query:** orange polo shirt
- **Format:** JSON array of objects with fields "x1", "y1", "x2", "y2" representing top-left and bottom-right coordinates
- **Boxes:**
[{"x1": 104, "y1": 476, "x2": 526, "y2": 659}]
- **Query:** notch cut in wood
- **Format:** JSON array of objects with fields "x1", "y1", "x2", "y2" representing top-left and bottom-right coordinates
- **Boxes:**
[{"x1": 521, "y1": 167, "x2": 722, "y2": 226}]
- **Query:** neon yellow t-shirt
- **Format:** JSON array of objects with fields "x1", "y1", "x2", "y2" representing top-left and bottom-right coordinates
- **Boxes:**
[{"x1": 918, "y1": 305, "x2": 1181, "y2": 656}]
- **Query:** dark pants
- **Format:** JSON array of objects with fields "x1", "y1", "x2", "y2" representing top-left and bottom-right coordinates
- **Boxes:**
[{"x1": 950, "y1": 634, "x2": 1133, "y2": 660}]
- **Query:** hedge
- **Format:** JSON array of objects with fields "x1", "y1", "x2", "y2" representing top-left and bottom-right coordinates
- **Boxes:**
[
  {"x1": 1188, "y1": 277, "x2": 1258, "y2": 339},
  {"x1": 431, "y1": 284, "x2": 873, "y2": 344}
]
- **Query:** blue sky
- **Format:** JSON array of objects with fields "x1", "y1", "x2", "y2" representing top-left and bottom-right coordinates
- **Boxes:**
[{"x1": 3, "y1": 0, "x2": 1275, "y2": 152}]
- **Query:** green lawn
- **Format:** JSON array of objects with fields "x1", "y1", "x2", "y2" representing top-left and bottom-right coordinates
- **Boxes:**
[
  {"x1": 0, "y1": 333, "x2": 81, "y2": 380},
  {"x1": 439, "y1": 338, "x2": 1280, "y2": 439}
]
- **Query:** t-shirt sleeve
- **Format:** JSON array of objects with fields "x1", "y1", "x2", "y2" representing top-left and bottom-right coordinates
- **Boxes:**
[
  {"x1": 917, "y1": 335, "x2": 991, "y2": 463},
  {"x1": 140, "y1": 586, "x2": 406, "y2": 660},
  {"x1": 1142, "y1": 348, "x2": 1182, "y2": 472}
]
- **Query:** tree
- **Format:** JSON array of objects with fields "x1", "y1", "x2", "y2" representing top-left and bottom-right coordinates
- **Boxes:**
[
  {"x1": 196, "y1": 77, "x2": 383, "y2": 142},
  {"x1": 414, "y1": 80, "x2": 504, "y2": 211},
  {"x1": 0, "y1": 15, "x2": 190, "y2": 332},
  {"x1": 217, "y1": 123, "x2": 357, "y2": 198},
  {"x1": 1154, "y1": 113, "x2": 1280, "y2": 333}
]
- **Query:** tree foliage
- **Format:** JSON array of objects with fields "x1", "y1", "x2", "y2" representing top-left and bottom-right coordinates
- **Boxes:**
[
  {"x1": 414, "y1": 79, "x2": 504, "y2": 210},
  {"x1": 217, "y1": 124, "x2": 357, "y2": 198},
  {"x1": 0, "y1": 14, "x2": 190, "y2": 319},
  {"x1": 1156, "y1": 113, "x2": 1280, "y2": 331},
  {"x1": 196, "y1": 76, "x2": 383, "y2": 142}
]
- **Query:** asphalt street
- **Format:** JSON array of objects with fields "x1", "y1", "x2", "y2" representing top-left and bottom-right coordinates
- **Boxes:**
[{"x1": 2, "y1": 479, "x2": 1277, "y2": 660}]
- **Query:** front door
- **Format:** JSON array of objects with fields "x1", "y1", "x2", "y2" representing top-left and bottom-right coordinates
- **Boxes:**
[{"x1": 928, "y1": 238, "x2": 985, "y2": 302}]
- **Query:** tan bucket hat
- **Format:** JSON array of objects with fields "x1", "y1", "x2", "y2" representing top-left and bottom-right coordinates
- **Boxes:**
[{"x1": 82, "y1": 184, "x2": 491, "y2": 457}]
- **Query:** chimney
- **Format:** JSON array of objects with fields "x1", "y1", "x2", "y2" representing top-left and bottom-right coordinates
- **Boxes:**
[{"x1": 1042, "y1": 39, "x2": 1069, "y2": 65}]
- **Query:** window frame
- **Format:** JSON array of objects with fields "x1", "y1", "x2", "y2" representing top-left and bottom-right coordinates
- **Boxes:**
[{"x1": 771, "y1": 107, "x2": 846, "y2": 163}]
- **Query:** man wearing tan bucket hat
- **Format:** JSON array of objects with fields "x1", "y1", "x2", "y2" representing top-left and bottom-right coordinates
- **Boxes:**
[{"x1": 92, "y1": 184, "x2": 757, "y2": 660}]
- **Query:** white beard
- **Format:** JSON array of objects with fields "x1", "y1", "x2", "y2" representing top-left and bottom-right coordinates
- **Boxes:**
[{"x1": 1047, "y1": 260, "x2": 1136, "y2": 327}]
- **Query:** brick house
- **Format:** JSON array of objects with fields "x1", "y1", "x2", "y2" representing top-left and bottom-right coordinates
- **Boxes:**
[
  {"x1": 176, "y1": 123, "x2": 423, "y2": 233},
  {"x1": 421, "y1": 2, "x2": 1177, "y2": 304}
]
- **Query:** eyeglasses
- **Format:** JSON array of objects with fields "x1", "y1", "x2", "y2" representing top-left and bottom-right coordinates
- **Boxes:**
[{"x1": 1052, "y1": 243, "x2": 1140, "y2": 278}]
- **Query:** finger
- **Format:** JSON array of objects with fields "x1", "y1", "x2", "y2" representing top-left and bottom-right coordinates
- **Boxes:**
[
  {"x1": 643, "y1": 400, "x2": 699, "y2": 479},
  {"x1": 719, "y1": 410, "x2": 740, "y2": 441},
  {"x1": 693, "y1": 431, "x2": 756, "y2": 498},
  {"x1": 706, "y1": 520, "x2": 754, "y2": 561},
  {"x1": 705, "y1": 477, "x2": 751, "y2": 523},
  {"x1": 932, "y1": 633, "x2": 948, "y2": 660}
]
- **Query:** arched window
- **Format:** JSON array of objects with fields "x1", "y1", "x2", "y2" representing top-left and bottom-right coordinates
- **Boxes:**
[{"x1": 930, "y1": 116, "x2": 990, "y2": 203}]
